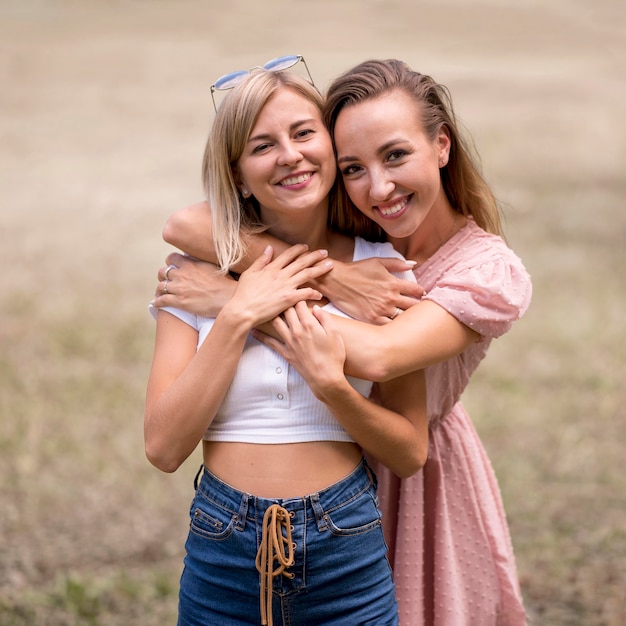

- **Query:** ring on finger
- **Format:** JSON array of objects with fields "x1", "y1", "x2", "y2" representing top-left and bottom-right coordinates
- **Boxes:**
[
  {"x1": 390, "y1": 306, "x2": 402, "y2": 319},
  {"x1": 162, "y1": 279, "x2": 169, "y2": 295},
  {"x1": 164, "y1": 264, "x2": 175, "y2": 280}
]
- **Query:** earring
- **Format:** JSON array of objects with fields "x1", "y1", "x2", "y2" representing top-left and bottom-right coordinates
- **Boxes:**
[
  {"x1": 439, "y1": 156, "x2": 448, "y2": 167},
  {"x1": 241, "y1": 187, "x2": 250, "y2": 198}
]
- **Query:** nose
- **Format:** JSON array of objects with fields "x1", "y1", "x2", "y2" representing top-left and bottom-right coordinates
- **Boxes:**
[
  {"x1": 277, "y1": 140, "x2": 303, "y2": 166},
  {"x1": 369, "y1": 167, "x2": 394, "y2": 202}
]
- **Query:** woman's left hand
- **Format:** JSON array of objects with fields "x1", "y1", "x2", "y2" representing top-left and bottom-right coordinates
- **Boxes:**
[
  {"x1": 315, "y1": 257, "x2": 425, "y2": 325},
  {"x1": 223, "y1": 245, "x2": 333, "y2": 328}
]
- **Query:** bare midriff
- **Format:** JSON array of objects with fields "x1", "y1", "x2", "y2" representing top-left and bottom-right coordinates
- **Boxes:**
[{"x1": 202, "y1": 440, "x2": 363, "y2": 499}]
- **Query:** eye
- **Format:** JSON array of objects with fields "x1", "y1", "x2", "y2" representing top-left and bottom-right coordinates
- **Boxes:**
[
  {"x1": 340, "y1": 164, "x2": 362, "y2": 177},
  {"x1": 386, "y1": 149, "x2": 408, "y2": 163},
  {"x1": 294, "y1": 128, "x2": 314, "y2": 140},
  {"x1": 251, "y1": 142, "x2": 271, "y2": 154}
]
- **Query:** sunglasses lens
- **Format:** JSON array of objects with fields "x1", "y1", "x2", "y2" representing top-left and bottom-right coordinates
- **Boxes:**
[
  {"x1": 262, "y1": 55, "x2": 300, "y2": 72},
  {"x1": 211, "y1": 55, "x2": 310, "y2": 111},
  {"x1": 213, "y1": 70, "x2": 250, "y2": 91}
]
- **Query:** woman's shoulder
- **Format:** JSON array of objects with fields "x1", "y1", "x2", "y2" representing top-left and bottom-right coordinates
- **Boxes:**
[
  {"x1": 443, "y1": 218, "x2": 528, "y2": 274},
  {"x1": 422, "y1": 219, "x2": 532, "y2": 338},
  {"x1": 149, "y1": 304, "x2": 205, "y2": 329}
]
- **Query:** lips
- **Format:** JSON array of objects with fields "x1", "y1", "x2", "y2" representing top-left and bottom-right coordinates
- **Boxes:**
[{"x1": 376, "y1": 194, "x2": 411, "y2": 217}]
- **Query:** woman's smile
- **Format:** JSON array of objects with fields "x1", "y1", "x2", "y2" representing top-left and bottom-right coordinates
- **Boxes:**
[
  {"x1": 375, "y1": 194, "x2": 412, "y2": 218},
  {"x1": 277, "y1": 170, "x2": 314, "y2": 188}
]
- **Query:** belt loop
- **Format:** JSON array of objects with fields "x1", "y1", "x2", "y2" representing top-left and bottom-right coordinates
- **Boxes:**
[
  {"x1": 193, "y1": 464, "x2": 204, "y2": 491},
  {"x1": 310, "y1": 493, "x2": 328, "y2": 531},
  {"x1": 363, "y1": 457, "x2": 378, "y2": 489},
  {"x1": 235, "y1": 493, "x2": 250, "y2": 531}
]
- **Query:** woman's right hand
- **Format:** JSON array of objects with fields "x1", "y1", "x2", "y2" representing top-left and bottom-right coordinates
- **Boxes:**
[
  {"x1": 223, "y1": 245, "x2": 333, "y2": 327},
  {"x1": 265, "y1": 302, "x2": 348, "y2": 399},
  {"x1": 152, "y1": 252, "x2": 237, "y2": 317}
]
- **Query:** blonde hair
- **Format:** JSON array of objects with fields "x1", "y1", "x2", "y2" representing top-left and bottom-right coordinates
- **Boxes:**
[
  {"x1": 324, "y1": 59, "x2": 503, "y2": 237},
  {"x1": 203, "y1": 71, "x2": 331, "y2": 271}
]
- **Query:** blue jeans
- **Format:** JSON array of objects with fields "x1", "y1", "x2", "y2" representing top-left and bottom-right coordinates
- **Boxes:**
[{"x1": 178, "y1": 459, "x2": 398, "y2": 625}]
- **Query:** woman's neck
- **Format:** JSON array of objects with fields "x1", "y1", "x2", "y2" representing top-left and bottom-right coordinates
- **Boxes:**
[
  {"x1": 272, "y1": 222, "x2": 354, "y2": 263},
  {"x1": 263, "y1": 203, "x2": 354, "y2": 262},
  {"x1": 268, "y1": 218, "x2": 329, "y2": 249},
  {"x1": 391, "y1": 204, "x2": 466, "y2": 266}
]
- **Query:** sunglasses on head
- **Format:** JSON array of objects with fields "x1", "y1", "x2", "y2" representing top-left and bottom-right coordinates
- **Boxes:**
[{"x1": 210, "y1": 54, "x2": 313, "y2": 111}]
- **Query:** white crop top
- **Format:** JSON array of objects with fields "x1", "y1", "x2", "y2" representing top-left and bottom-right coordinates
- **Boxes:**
[{"x1": 155, "y1": 237, "x2": 415, "y2": 444}]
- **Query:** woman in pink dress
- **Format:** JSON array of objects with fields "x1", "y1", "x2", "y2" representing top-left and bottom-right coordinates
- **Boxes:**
[{"x1": 154, "y1": 58, "x2": 531, "y2": 625}]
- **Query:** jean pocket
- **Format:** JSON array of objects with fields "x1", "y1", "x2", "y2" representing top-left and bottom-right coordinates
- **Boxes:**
[
  {"x1": 324, "y1": 489, "x2": 383, "y2": 537},
  {"x1": 189, "y1": 494, "x2": 238, "y2": 540}
]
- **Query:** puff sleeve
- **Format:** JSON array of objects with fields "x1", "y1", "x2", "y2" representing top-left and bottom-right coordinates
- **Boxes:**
[{"x1": 424, "y1": 244, "x2": 532, "y2": 339}]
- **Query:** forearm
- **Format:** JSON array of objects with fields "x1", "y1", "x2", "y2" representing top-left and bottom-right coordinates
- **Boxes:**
[
  {"x1": 338, "y1": 301, "x2": 480, "y2": 381},
  {"x1": 162, "y1": 202, "x2": 217, "y2": 261},
  {"x1": 312, "y1": 379, "x2": 425, "y2": 478},
  {"x1": 163, "y1": 201, "x2": 289, "y2": 272}
]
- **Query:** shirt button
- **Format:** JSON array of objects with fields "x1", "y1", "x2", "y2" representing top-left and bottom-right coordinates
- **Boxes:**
[
  {"x1": 275, "y1": 367, "x2": 282, "y2": 374},
  {"x1": 277, "y1": 393, "x2": 284, "y2": 400}
]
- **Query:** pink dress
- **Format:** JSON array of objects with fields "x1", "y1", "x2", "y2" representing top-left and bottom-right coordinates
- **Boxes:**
[{"x1": 370, "y1": 219, "x2": 532, "y2": 626}]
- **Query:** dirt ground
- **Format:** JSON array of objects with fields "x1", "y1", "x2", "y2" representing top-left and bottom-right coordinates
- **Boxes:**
[{"x1": 1, "y1": 1, "x2": 625, "y2": 624}]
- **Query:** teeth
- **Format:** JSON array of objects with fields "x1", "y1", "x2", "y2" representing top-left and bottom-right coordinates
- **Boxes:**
[
  {"x1": 280, "y1": 173, "x2": 312, "y2": 186},
  {"x1": 379, "y1": 198, "x2": 407, "y2": 216}
]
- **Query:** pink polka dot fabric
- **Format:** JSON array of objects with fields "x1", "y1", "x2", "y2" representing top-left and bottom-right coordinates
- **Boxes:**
[{"x1": 371, "y1": 218, "x2": 532, "y2": 625}]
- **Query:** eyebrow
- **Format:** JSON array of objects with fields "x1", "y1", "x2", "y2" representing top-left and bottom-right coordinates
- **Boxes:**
[
  {"x1": 247, "y1": 118, "x2": 318, "y2": 143},
  {"x1": 337, "y1": 138, "x2": 407, "y2": 164}
]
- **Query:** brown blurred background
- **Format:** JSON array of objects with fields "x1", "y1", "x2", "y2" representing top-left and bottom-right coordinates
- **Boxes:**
[{"x1": 1, "y1": 1, "x2": 625, "y2": 624}]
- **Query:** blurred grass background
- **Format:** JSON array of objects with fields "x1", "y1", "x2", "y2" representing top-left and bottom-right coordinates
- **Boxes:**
[{"x1": 1, "y1": 1, "x2": 624, "y2": 624}]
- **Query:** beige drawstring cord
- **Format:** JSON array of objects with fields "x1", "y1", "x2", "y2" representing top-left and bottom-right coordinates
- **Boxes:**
[{"x1": 255, "y1": 504, "x2": 296, "y2": 626}]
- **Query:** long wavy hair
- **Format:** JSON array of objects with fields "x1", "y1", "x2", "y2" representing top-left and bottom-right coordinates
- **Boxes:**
[
  {"x1": 203, "y1": 71, "x2": 343, "y2": 271},
  {"x1": 324, "y1": 59, "x2": 503, "y2": 239}
]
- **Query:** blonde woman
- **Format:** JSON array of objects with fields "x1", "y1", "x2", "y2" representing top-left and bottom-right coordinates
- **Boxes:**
[{"x1": 145, "y1": 65, "x2": 427, "y2": 625}]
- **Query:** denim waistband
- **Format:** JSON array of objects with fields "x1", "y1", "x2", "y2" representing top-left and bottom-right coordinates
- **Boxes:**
[{"x1": 194, "y1": 457, "x2": 376, "y2": 525}]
